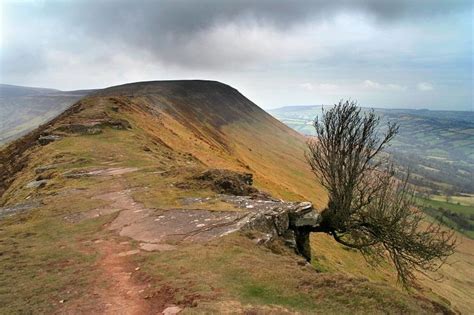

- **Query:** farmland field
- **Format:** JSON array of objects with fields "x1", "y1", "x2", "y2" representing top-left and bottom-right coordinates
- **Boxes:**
[{"x1": 269, "y1": 106, "x2": 474, "y2": 195}]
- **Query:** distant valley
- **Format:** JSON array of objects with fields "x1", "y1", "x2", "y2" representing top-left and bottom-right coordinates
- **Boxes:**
[
  {"x1": 270, "y1": 105, "x2": 474, "y2": 238},
  {"x1": 0, "y1": 84, "x2": 93, "y2": 144},
  {"x1": 270, "y1": 105, "x2": 474, "y2": 195}
]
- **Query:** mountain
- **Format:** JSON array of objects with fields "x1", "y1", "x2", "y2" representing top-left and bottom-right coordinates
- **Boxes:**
[
  {"x1": 0, "y1": 81, "x2": 472, "y2": 313},
  {"x1": 0, "y1": 84, "x2": 93, "y2": 144}
]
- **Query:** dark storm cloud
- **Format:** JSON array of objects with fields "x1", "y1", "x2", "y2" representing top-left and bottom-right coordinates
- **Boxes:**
[
  {"x1": 1, "y1": 0, "x2": 472, "y2": 111},
  {"x1": 64, "y1": 0, "x2": 470, "y2": 66},
  {"x1": 3, "y1": 0, "x2": 470, "y2": 72}
]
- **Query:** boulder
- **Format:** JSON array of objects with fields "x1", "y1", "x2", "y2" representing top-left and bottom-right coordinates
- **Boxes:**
[
  {"x1": 240, "y1": 199, "x2": 321, "y2": 261},
  {"x1": 292, "y1": 210, "x2": 322, "y2": 227},
  {"x1": 35, "y1": 164, "x2": 59, "y2": 174},
  {"x1": 38, "y1": 135, "x2": 61, "y2": 145},
  {"x1": 26, "y1": 179, "x2": 48, "y2": 189}
]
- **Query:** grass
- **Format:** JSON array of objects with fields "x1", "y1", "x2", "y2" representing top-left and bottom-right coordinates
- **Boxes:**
[
  {"x1": 416, "y1": 197, "x2": 474, "y2": 216},
  {"x1": 0, "y1": 204, "x2": 108, "y2": 313},
  {"x1": 431, "y1": 194, "x2": 474, "y2": 207},
  {"x1": 136, "y1": 234, "x2": 429, "y2": 314}
]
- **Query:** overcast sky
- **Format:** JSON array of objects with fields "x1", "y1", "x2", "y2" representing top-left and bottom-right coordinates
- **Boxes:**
[{"x1": 1, "y1": 0, "x2": 472, "y2": 110}]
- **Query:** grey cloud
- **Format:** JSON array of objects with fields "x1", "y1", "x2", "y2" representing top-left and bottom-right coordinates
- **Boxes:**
[
  {"x1": 1, "y1": 0, "x2": 471, "y2": 107},
  {"x1": 2, "y1": 0, "x2": 470, "y2": 72}
]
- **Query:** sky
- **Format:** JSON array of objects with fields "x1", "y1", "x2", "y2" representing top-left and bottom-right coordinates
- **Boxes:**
[{"x1": 1, "y1": 0, "x2": 472, "y2": 110}]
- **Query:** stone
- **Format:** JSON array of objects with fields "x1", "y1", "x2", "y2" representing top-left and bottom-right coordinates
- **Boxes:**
[
  {"x1": 162, "y1": 306, "x2": 182, "y2": 315},
  {"x1": 292, "y1": 211, "x2": 322, "y2": 227},
  {"x1": 192, "y1": 169, "x2": 258, "y2": 196},
  {"x1": 238, "y1": 199, "x2": 321, "y2": 262},
  {"x1": 38, "y1": 135, "x2": 61, "y2": 145},
  {"x1": 117, "y1": 250, "x2": 140, "y2": 257},
  {"x1": 139, "y1": 243, "x2": 176, "y2": 252},
  {"x1": 0, "y1": 201, "x2": 41, "y2": 219},
  {"x1": 26, "y1": 179, "x2": 48, "y2": 189},
  {"x1": 35, "y1": 164, "x2": 59, "y2": 174}
]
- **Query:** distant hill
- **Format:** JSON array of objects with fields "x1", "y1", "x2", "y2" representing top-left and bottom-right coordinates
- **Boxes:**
[
  {"x1": 270, "y1": 105, "x2": 474, "y2": 195},
  {"x1": 0, "y1": 81, "x2": 472, "y2": 313},
  {"x1": 0, "y1": 84, "x2": 93, "y2": 144}
]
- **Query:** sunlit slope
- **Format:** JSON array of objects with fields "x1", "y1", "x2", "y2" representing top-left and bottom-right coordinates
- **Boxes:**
[{"x1": 93, "y1": 80, "x2": 327, "y2": 207}]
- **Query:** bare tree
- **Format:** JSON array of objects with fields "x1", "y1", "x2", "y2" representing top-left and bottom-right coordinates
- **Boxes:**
[{"x1": 307, "y1": 100, "x2": 456, "y2": 286}]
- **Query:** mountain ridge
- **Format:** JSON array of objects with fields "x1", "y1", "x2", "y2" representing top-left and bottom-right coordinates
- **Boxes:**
[{"x1": 0, "y1": 80, "x2": 472, "y2": 314}]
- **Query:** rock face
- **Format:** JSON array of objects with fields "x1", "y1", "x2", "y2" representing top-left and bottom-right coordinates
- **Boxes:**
[
  {"x1": 54, "y1": 118, "x2": 131, "y2": 135},
  {"x1": 179, "y1": 169, "x2": 322, "y2": 260},
  {"x1": 238, "y1": 199, "x2": 321, "y2": 261},
  {"x1": 38, "y1": 134, "x2": 61, "y2": 145},
  {"x1": 25, "y1": 179, "x2": 48, "y2": 189},
  {"x1": 191, "y1": 169, "x2": 258, "y2": 196}
]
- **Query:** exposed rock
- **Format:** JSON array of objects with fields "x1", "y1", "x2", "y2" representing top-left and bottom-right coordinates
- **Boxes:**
[
  {"x1": 191, "y1": 169, "x2": 259, "y2": 196},
  {"x1": 0, "y1": 200, "x2": 41, "y2": 219},
  {"x1": 139, "y1": 243, "x2": 176, "y2": 252},
  {"x1": 56, "y1": 124, "x2": 102, "y2": 135},
  {"x1": 26, "y1": 179, "x2": 48, "y2": 189},
  {"x1": 178, "y1": 169, "x2": 275, "y2": 201},
  {"x1": 239, "y1": 200, "x2": 321, "y2": 260},
  {"x1": 63, "y1": 167, "x2": 138, "y2": 178},
  {"x1": 162, "y1": 305, "x2": 182, "y2": 315},
  {"x1": 176, "y1": 193, "x2": 321, "y2": 260},
  {"x1": 38, "y1": 134, "x2": 61, "y2": 145},
  {"x1": 292, "y1": 210, "x2": 322, "y2": 227},
  {"x1": 117, "y1": 250, "x2": 140, "y2": 257},
  {"x1": 55, "y1": 119, "x2": 131, "y2": 135},
  {"x1": 35, "y1": 164, "x2": 60, "y2": 174}
]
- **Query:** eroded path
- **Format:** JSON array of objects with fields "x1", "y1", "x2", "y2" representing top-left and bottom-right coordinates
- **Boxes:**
[
  {"x1": 59, "y1": 167, "x2": 312, "y2": 314},
  {"x1": 93, "y1": 240, "x2": 152, "y2": 315}
]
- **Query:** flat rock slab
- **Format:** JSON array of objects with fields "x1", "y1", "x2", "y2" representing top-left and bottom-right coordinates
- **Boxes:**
[
  {"x1": 112, "y1": 209, "x2": 250, "y2": 245},
  {"x1": 64, "y1": 167, "x2": 139, "y2": 178},
  {"x1": 139, "y1": 243, "x2": 177, "y2": 251},
  {"x1": 0, "y1": 201, "x2": 42, "y2": 219},
  {"x1": 162, "y1": 306, "x2": 182, "y2": 315},
  {"x1": 117, "y1": 250, "x2": 140, "y2": 257}
]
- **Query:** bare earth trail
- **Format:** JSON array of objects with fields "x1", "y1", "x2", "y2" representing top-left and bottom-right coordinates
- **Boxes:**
[
  {"x1": 92, "y1": 240, "x2": 152, "y2": 315},
  {"x1": 61, "y1": 171, "x2": 183, "y2": 315},
  {"x1": 62, "y1": 167, "x2": 274, "y2": 314}
]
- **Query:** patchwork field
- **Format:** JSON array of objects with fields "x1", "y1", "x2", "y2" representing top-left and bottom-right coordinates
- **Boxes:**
[{"x1": 269, "y1": 106, "x2": 474, "y2": 195}]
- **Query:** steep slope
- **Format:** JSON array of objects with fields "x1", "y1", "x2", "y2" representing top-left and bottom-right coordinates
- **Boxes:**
[
  {"x1": 0, "y1": 84, "x2": 93, "y2": 145},
  {"x1": 0, "y1": 80, "x2": 469, "y2": 314}
]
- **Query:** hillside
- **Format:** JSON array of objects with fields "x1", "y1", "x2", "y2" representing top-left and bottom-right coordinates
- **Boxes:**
[
  {"x1": 0, "y1": 84, "x2": 93, "y2": 145},
  {"x1": 1, "y1": 81, "x2": 472, "y2": 314}
]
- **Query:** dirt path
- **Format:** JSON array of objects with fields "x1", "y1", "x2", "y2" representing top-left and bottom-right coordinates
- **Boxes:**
[
  {"x1": 61, "y1": 167, "x2": 292, "y2": 314},
  {"x1": 60, "y1": 172, "x2": 169, "y2": 314},
  {"x1": 94, "y1": 240, "x2": 152, "y2": 315}
]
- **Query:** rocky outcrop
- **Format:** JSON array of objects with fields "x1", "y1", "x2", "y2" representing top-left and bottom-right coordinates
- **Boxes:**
[
  {"x1": 237, "y1": 199, "x2": 321, "y2": 261},
  {"x1": 38, "y1": 134, "x2": 61, "y2": 145},
  {"x1": 177, "y1": 169, "x2": 322, "y2": 261},
  {"x1": 55, "y1": 118, "x2": 131, "y2": 135}
]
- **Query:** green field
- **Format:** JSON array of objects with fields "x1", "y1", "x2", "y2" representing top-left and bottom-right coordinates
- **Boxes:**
[
  {"x1": 269, "y1": 106, "x2": 474, "y2": 195},
  {"x1": 416, "y1": 197, "x2": 474, "y2": 239}
]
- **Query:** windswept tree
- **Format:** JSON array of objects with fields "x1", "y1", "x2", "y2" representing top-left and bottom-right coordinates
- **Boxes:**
[{"x1": 307, "y1": 100, "x2": 456, "y2": 286}]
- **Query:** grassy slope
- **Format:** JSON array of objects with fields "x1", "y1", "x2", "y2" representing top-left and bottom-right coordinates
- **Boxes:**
[{"x1": 0, "y1": 82, "x2": 472, "y2": 313}]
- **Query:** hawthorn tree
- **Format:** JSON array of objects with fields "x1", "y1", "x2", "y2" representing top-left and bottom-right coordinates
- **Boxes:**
[{"x1": 306, "y1": 100, "x2": 456, "y2": 286}]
